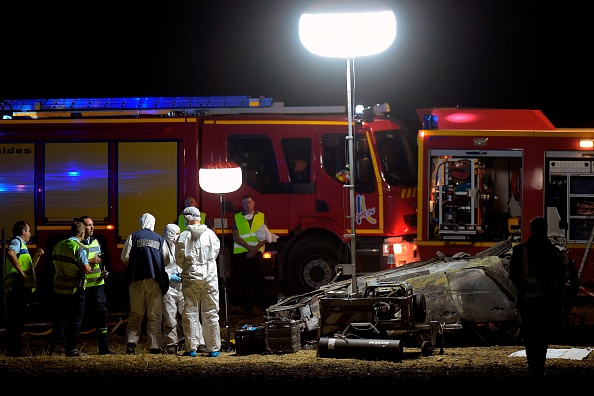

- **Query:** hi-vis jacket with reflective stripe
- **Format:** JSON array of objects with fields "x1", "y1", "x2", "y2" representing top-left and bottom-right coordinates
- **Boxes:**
[
  {"x1": 82, "y1": 237, "x2": 104, "y2": 288},
  {"x1": 52, "y1": 238, "x2": 86, "y2": 294},
  {"x1": 4, "y1": 237, "x2": 35, "y2": 293},
  {"x1": 233, "y1": 212, "x2": 265, "y2": 254}
]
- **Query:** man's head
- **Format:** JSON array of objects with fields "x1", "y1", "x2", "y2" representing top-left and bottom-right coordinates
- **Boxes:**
[
  {"x1": 529, "y1": 216, "x2": 548, "y2": 238},
  {"x1": 12, "y1": 221, "x2": 31, "y2": 242},
  {"x1": 183, "y1": 206, "x2": 201, "y2": 225},
  {"x1": 184, "y1": 196, "x2": 198, "y2": 209},
  {"x1": 77, "y1": 216, "x2": 94, "y2": 239},
  {"x1": 71, "y1": 221, "x2": 86, "y2": 240},
  {"x1": 241, "y1": 195, "x2": 256, "y2": 214}
]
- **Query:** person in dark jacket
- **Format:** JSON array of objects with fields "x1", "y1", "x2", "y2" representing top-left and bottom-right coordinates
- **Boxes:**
[
  {"x1": 121, "y1": 213, "x2": 169, "y2": 355},
  {"x1": 509, "y1": 216, "x2": 568, "y2": 379}
]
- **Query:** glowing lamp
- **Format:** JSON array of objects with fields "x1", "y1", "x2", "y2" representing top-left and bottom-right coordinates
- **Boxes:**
[
  {"x1": 580, "y1": 140, "x2": 594, "y2": 149},
  {"x1": 299, "y1": 0, "x2": 396, "y2": 59},
  {"x1": 199, "y1": 161, "x2": 242, "y2": 194}
]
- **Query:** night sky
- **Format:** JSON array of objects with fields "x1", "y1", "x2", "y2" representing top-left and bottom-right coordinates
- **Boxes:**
[{"x1": 2, "y1": 1, "x2": 592, "y2": 131}]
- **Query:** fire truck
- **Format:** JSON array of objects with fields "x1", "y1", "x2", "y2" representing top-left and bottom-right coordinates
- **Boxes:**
[
  {"x1": 0, "y1": 96, "x2": 419, "y2": 304},
  {"x1": 416, "y1": 106, "x2": 594, "y2": 287}
]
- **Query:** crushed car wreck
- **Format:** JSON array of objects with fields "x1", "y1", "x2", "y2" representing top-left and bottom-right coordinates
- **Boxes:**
[{"x1": 265, "y1": 237, "x2": 576, "y2": 356}]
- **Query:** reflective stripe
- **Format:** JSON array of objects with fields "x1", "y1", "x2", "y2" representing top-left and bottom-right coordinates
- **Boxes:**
[
  {"x1": 233, "y1": 212, "x2": 265, "y2": 254},
  {"x1": 52, "y1": 239, "x2": 85, "y2": 294},
  {"x1": 83, "y1": 238, "x2": 104, "y2": 287},
  {"x1": 4, "y1": 237, "x2": 36, "y2": 293}
]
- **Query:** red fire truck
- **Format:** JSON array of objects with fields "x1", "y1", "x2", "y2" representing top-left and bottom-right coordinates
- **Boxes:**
[
  {"x1": 0, "y1": 96, "x2": 419, "y2": 302},
  {"x1": 416, "y1": 107, "x2": 594, "y2": 286}
]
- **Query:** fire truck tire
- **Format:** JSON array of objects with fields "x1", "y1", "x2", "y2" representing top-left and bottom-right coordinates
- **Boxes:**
[
  {"x1": 285, "y1": 236, "x2": 342, "y2": 294},
  {"x1": 413, "y1": 293, "x2": 427, "y2": 324}
]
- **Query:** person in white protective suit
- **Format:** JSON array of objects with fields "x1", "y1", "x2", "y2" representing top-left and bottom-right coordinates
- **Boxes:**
[
  {"x1": 176, "y1": 206, "x2": 221, "y2": 357},
  {"x1": 162, "y1": 224, "x2": 206, "y2": 354}
]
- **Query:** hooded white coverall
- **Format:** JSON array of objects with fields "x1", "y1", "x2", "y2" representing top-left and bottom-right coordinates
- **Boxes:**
[
  {"x1": 162, "y1": 224, "x2": 190, "y2": 348},
  {"x1": 177, "y1": 222, "x2": 221, "y2": 354}
]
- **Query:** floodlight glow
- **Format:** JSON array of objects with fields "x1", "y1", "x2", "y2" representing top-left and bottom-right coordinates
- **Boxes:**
[
  {"x1": 299, "y1": 1, "x2": 396, "y2": 58},
  {"x1": 199, "y1": 161, "x2": 242, "y2": 194}
]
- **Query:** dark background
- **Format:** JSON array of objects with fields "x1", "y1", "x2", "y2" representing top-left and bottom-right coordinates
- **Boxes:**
[{"x1": 1, "y1": 1, "x2": 591, "y2": 130}]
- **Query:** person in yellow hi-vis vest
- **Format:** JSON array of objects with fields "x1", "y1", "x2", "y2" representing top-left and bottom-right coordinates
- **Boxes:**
[
  {"x1": 232, "y1": 194, "x2": 268, "y2": 313},
  {"x1": 4, "y1": 220, "x2": 44, "y2": 357},
  {"x1": 49, "y1": 221, "x2": 92, "y2": 357},
  {"x1": 77, "y1": 216, "x2": 115, "y2": 354},
  {"x1": 176, "y1": 196, "x2": 210, "y2": 231}
]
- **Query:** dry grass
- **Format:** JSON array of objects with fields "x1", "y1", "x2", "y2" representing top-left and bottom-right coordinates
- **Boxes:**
[{"x1": 2, "y1": 294, "x2": 594, "y2": 389}]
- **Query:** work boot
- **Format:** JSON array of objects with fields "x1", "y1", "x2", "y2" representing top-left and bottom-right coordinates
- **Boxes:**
[
  {"x1": 126, "y1": 343, "x2": 135, "y2": 355},
  {"x1": 98, "y1": 331, "x2": 116, "y2": 354},
  {"x1": 99, "y1": 345, "x2": 116, "y2": 355},
  {"x1": 66, "y1": 348, "x2": 85, "y2": 357}
]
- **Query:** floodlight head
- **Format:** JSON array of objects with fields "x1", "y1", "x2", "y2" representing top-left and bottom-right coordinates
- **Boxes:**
[
  {"x1": 299, "y1": 0, "x2": 396, "y2": 59},
  {"x1": 199, "y1": 161, "x2": 242, "y2": 194}
]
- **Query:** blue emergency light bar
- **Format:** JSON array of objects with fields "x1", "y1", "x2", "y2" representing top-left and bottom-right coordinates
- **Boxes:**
[{"x1": 3, "y1": 96, "x2": 274, "y2": 112}]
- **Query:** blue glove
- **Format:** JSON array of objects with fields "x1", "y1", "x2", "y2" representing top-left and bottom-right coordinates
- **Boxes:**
[{"x1": 170, "y1": 273, "x2": 182, "y2": 283}]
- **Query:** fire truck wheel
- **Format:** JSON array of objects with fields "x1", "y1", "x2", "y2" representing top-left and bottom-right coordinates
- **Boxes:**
[
  {"x1": 285, "y1": 236, "x2": 343, "y2": 294},
  {"x1": 413, "y1": 293, "x2": 427, "y2": 323}
]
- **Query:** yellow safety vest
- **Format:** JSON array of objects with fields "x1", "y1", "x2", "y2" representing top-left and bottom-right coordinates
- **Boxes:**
[
  {"x1": 52, "y1": 239, "x2": 86, "y2": 294},
  {"x1": 4, "y1": 237, "x2": 36, "y2": 293},
  {"x1": 177, "y1": 212, "x2": 206, "y2": 232},
  {"x1": 233, "y1": 212, "x2": 265, "y2": 254},
  {"x1": 83, "y1": 238, "x2": 104, "y2": 287}
]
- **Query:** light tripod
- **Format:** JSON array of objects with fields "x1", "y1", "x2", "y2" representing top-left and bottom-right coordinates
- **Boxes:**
[{"x1": 217, "y1": 192, "x2": 232, "y2": 352}]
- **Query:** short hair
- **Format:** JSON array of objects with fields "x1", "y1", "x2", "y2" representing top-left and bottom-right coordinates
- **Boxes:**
[
  {"x1": 70, "y1": 221, "x2": 86, "y2": 237},
  {"x1": 77, "y1": 216, "x2": 91, "y2": 223},
  {"x1": 12, "y1": 221, "x2": 29, "y2": 237}
]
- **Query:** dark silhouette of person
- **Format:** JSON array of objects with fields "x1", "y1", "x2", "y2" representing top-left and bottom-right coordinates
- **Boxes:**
[{"x1": 509, "y1": 216, "x2": 568, "y2": 379}]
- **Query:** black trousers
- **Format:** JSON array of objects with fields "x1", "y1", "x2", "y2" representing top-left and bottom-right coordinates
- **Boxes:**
[
  {"x1": 519, "y1": 301, "x2": 561, "y2": 375},
  {"x1": 234, "y1": 251, "x2": 267, "y2": 310},
  {"x1": 5, "y1": 283, "x2": 34, "y2": 355},
  {"x1": 50, "y1": 288, "x2": 86, "y2": 352},
  {"x1": 84, "y1": 284, "x2": 108, "y2": 331}
]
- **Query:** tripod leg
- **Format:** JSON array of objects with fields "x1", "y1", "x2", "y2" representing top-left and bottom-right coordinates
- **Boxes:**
[{"x1": 222, "y1": 280, "x2": 232, "y2": 352}]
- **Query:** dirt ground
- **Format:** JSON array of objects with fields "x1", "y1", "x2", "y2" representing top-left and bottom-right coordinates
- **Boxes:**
[{"x1": 2, "y1": 291, "x2": 594, "y2": 389}]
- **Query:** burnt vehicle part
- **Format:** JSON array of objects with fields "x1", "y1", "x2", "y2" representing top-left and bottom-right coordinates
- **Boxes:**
[{"x1": 266, "y1": 239, "x2": 526, "y2": 348}]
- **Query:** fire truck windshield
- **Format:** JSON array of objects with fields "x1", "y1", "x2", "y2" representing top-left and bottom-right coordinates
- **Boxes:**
[{"x1": 375, "y1": 130, "x2": 417, "y2": 186}]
